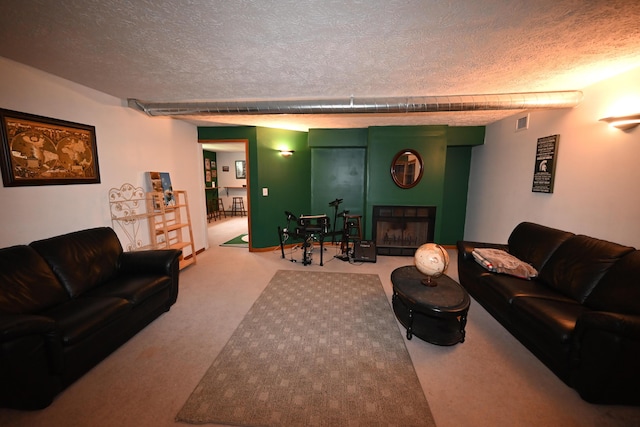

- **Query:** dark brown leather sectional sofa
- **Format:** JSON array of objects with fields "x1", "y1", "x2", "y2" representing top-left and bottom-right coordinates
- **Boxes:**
[
  {"x1": 457, "y1": 222, "x2": 640, "y2": 405},
  {"x1": 0, "y1": 227, "x2": 181, "y2": 409}
]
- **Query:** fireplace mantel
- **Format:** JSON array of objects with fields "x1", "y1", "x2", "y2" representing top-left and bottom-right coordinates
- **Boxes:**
[{"x1": 372, "y1": 206, "x2": 436, "y2": 256}]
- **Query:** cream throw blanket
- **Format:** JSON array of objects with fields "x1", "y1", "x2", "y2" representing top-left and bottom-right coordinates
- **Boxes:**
[{"x1": 472, "y1": 248, "x2": 538, "y2": 279}]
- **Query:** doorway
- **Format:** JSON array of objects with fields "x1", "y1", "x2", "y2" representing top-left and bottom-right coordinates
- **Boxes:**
[{"x1": 200, "y1": 140, "x2": 250, "y2": 248}]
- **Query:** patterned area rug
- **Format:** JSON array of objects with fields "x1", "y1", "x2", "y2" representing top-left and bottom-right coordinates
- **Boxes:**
[
  {"x1": 176, "y1": 270, "x2": 435, "y2": 427},
  {"x1": 220, "y1": 233, "x2": 249, "y2": 247}
]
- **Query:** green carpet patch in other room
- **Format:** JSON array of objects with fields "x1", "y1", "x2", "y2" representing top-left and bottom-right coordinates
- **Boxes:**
[{"x1": 220, "y1": 233, "x2": 249, "y2": 247}]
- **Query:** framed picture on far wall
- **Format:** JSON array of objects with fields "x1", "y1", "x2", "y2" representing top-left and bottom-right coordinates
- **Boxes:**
[
  {"x1": 235, "y1": 160, "x2": 246, "y2": 179},
  {"x1": 0, "y1": 108, "x2": 100, "y2": 187}
]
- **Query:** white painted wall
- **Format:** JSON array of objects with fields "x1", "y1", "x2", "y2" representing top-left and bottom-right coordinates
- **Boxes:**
[
  {"x1": 0, "y1": 57, "x2": 208, "y2": 251},
  {"x1": 215, "y1": 151, "x2": 247, "y2": 212},
  {"x1": 465, "y1": 66, "x2": 640, "y2": 248}
]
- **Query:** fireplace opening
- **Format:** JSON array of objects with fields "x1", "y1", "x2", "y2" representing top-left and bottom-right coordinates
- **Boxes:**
[{"x1": 372, "y1": 206, "x2": 436, "y2": 256}]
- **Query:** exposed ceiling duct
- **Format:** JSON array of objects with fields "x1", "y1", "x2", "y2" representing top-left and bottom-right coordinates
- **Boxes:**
[{"x1": 128, "y1": 91, "x2": 583, "y2": 118}]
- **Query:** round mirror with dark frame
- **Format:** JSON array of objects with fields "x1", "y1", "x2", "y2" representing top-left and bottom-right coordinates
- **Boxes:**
[{"x1": 391, "y1": 149, "x2": 424, "y2": 189}]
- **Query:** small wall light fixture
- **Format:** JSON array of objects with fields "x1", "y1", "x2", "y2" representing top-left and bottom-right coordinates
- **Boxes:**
[
  {"x1": 279, "y1": 149, "x2": 295, "y2": 157},
  {"x1": 599, "y1": 113, "x2": 640, "y2": 131}
]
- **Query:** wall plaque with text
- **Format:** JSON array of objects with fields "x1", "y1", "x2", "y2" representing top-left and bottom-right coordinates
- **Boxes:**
[{"x1": 532, "y1": 134, "x2": 559, "y2": 193}]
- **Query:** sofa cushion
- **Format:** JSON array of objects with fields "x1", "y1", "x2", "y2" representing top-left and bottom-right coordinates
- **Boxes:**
[
  {"x1": 30, "y1": 227, "x2": 123, "y2": 298},
  {"x1": 85, "y1": 275, "x2": 171, "y2": 306},
  {"x1": 510, "y1": 296, "x2": 590, "y2": 377},
  {"x1": 508, "y1": 222, "x2": 574, "y2": 271},
  {"x1": 539, "y1": 235, "x2": 635, "y2": 303},
  {"x1": 42, "y1": 297, "x2": 131, "y2": 346},
  {"x1": 0, "y1": 245, "x2": 68, "y2": 314},
  {"x1": 584, "y1": 250, "x2": 640, "y2": 315},
  {"x1": 511, "y1": 296, "x2": 589, "y2": 345},
  {"x1": 480, "y1": 274, "x2": 575, "y2": 307}
]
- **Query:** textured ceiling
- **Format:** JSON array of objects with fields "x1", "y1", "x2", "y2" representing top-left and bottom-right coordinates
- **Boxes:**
[{"x1": 1, "y1": 0, "x2": 640, "y2": 131}]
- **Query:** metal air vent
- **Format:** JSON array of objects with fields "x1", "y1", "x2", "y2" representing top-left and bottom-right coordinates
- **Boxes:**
[{"x1": 516, "y1": 114, "x2": 530, "y2": 131}]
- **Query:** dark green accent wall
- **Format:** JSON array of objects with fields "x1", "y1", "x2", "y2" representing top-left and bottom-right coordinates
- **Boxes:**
[
  {"x1": 253, "y1": 127, "x2": 310, "y2": 248},
  {"x1": 440, "y1": 126, "x2": 483, "y2": 244},
  {"x1": 203, "y1": 151, "x2": 217, "y2": 187},
  {"x1": 441, "y1": 146, "x2": 473, "y2": 244},
  {"x1": 366, "y1": 126, "x2": 448, "y2": 241},
  {"x1": 446, "y1": 126, "x2": 486, "y2": 146},
  {"x1": 203, "y1": 150, "x2": 218, "y2": 212},
  {"x1": 198, "y1": 125, "x2": 484, "y2": 249},
  {"x1": 308, "y1": 129, "x2": 368, "y2": 231},
  {"x1": 310, "y1": 147, "x2": 366, "y2": 231},
  {"x1": 198, "y1": 127, "x2": 255, "y2": 141},
  {"x1": 308, "y1": 128, "x2": 368, "y2": 147}
]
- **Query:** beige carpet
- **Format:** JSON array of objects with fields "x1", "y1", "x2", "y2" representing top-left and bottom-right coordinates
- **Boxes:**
[
  {"x1": 176, "y1": 270, "x2": 435, "y2": 427},
  {"x1": 2, "y1": 217, "x2": 640, "y2": 426}
]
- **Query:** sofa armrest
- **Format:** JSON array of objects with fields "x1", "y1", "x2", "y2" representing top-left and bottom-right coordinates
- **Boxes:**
[
  {"x1": 0, "y1": 314, "x2": 61, "y2": 409},
  {"x1": 575, "y1": 311, "x2": 640, "y2": 339},
  {"x1": 0, "y1": 313, "x2": 61, "y2": 369},
  {"x1": 456, "y1": 241, "x2": 509, "y2": 261},
  {"x1": 118, "y1": 249, "x2": 182, "y2": 306},
  {"x1": 570, "y1": 311, "x2": 640, "y2": 404},
  {"x1": 0, "y1": 313, "x2": 56, "y2": 342},
  {"x1": 118, "y1": 249, "x2": 182, "y2": 276}
]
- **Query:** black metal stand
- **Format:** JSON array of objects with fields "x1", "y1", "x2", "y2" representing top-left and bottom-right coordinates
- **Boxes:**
[
  {"x1": 334, "y1": 210, "x2": 354, "y2": 262},
  {"x1": 328, "y1": 198, "x2": 343, "y2": 244}
]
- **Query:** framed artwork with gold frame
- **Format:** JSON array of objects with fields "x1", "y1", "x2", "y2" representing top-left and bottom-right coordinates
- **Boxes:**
[{"x1": 0, "y1": 109, "x2": 100, "y2": 187}]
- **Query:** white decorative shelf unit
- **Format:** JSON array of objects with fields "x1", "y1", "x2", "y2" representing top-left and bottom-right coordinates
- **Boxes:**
[{"x1": 109, "y1": 183, "x2": 196, "y2": 269}]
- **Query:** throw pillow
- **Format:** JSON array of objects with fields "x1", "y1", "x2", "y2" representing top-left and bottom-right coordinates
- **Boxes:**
[{"x1": 472, "y1": 248, "x2": 538, "y2": 279}]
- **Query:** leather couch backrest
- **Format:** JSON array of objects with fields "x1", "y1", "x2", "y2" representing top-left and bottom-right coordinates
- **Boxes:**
[
  {"x1": 538, "y1": 235, "x2": 635, "y2": 304},
  {"x1": 0, "y1": 245, "x2": 69, "y2": 314},
  {"x1": 584, "y1": 250, "x2": 640, "y2": 314},
  {"x1": 30, "y1": 227, "x2": 123, "y2": 298},
  {"x1": 508, "y1": 222, "x2": 574, "y2": 271}
]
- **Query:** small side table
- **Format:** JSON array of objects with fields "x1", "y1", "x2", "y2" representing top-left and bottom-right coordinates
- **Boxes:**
[{"x1": 391, "y1": 266, "x2": 470, "y2": 345}]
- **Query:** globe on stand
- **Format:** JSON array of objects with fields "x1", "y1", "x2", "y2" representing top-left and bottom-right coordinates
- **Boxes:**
[{"x1": 414, "y1": 243, "x2": 450, "y2": 287}]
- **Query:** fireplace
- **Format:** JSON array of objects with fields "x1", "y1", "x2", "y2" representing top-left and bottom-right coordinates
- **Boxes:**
[{"x1": 372, "y1": 206, "x2": 436, "y2": 256}]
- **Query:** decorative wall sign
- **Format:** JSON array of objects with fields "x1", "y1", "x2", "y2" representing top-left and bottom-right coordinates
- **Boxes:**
[
  {"x1": 532, "y1": 134, "x2": 559, "y2": 193},
  {"x1": 0, "y1": 109, "x2": 100, "y2": 186}
]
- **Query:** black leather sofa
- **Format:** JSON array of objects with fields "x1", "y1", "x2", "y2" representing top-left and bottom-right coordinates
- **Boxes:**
[
  {"x1": 0, "y1": 227, "x2": 182, "y2": 410},
  {"x1": 457, "y1": 222, "x2": 640, "y2": 405}
]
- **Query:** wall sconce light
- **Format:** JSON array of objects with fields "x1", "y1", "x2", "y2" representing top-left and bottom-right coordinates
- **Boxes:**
[
  {"x1": 599, "y1": 113, "x2": 640, "y2": 131},
  {"x1": 279, "y1": 149, "x2": 295, "y2": 157}
]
